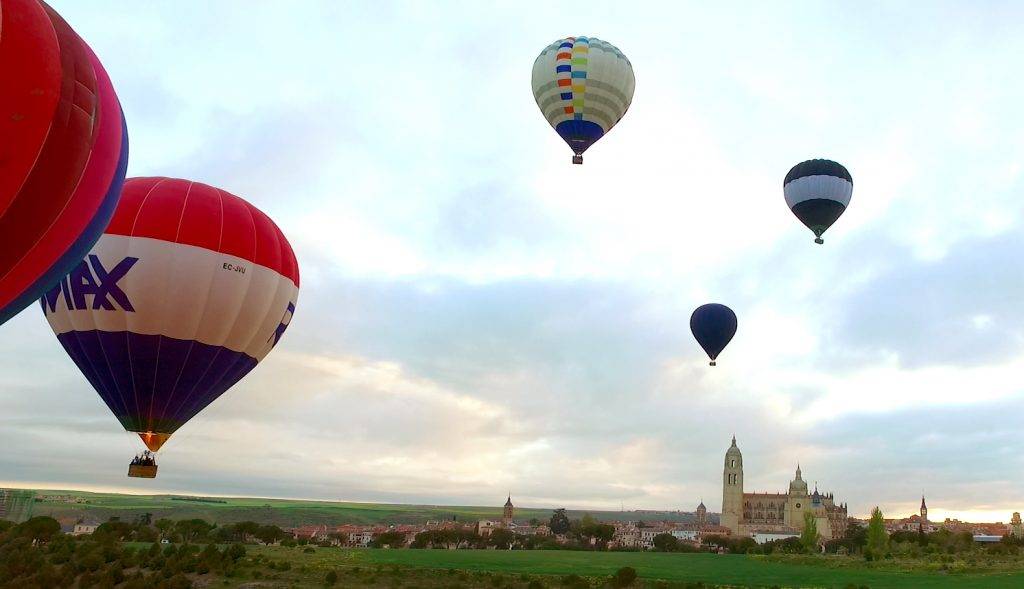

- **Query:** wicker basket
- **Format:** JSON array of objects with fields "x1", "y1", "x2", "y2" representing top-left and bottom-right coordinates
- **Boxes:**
[{"x1": 128, "y1": 464, "x2": 158, "y2": 478}]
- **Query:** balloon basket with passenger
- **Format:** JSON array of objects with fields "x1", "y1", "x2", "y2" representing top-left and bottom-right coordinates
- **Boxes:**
[{"x1": 128, "y1": 450, "x2": 158, "y2": 478}]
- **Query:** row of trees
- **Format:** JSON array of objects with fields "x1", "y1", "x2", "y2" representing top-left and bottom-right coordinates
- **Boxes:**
[
  {"x1": 60, "y1": 516, "x2": 292, "y2": 547},
  {"x1": 0, "y1": 517, "x2": 249, "y2": 588}
]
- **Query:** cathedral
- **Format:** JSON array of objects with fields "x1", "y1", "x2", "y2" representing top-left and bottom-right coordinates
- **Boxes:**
[{"x1": 720, "y1": 437, "x2": 848, "y2": 540}]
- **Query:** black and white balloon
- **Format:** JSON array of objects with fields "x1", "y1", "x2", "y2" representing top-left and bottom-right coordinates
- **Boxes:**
[{"x1": 783, "y1": 159, "x2": 852, "y2": 244}]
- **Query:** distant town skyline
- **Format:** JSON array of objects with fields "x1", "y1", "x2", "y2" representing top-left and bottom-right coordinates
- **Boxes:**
[{"x1": 2, "y1": 0, "x2": 1023, "y2": 522}]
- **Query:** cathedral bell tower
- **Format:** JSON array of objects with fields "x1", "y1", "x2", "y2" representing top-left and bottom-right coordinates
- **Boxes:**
[
  {"x1": 502, "y1": 495, "x2": 514, "y2": 527},
  {"x1": 721, "y1": 436, "x2": 744, "y2": 531},
  {"x1": 919, "y1": 496, "x2": 928, "y2": 533}
]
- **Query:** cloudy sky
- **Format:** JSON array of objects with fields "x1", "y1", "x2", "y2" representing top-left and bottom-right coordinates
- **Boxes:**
[{"x1": 3, "y1": 1, "x2": 1023, "y2": 522}]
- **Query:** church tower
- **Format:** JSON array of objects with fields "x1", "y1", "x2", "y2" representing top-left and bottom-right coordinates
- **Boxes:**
[
  {"x1": 920, "y1": 496, "x2": 928, "y2": 524},
  {"x1": 785, "y1": 464, "x2": 809, "y2": 528},
  {"x1": 696, "y1": 500, "x2": 707, "y2": 528},
  {"x1": 502, "y1": 495, "x2": 514, "y2": 527},
  {"x1": 721, "y1": 436, "x2": 744, "y2": 532},
  {"x1": 1010, "y1": 512, "x2": 1021, "y2": 539}
]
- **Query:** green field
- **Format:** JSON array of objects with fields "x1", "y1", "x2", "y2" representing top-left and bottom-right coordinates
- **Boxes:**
[
  {"x1": 250, "y1": 547, "x2": 1024, "y2": 589},
  {"x1": 23, "y1": 489, "x2": 691, "y2": 527}
]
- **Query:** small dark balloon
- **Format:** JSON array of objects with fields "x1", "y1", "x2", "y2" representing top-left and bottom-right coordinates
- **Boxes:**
[{"x1": 690, "y1": 304, "x2": 738, "y2": 366}]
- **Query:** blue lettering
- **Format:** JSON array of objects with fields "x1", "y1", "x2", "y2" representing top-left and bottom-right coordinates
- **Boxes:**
[
  {"x1": 69, "y1": 260, "x2": 100, "y2": 310},
  {"x1": 41, "y1": 278, "x2": 67, "y2": 313},
  {"x1": 268, "y1": 301, "x2": 296, "y2": 347},
  {"x1": 38, "y1": 256, "x2": 139, "y2": 313},
  {"x1": 90, "y1": 255, "x2": 137, "y2": 311}
]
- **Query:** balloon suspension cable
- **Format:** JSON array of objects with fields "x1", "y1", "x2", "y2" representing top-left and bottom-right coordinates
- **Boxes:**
[{"x1": 815, "y1": 237, "x2": 824, "y2": 245}]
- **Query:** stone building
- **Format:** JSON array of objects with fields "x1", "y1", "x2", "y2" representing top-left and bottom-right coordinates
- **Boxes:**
[
  {"x1": 1011, "y1": 512, "x2": 1022, "y2": 539},
  {"x1": 502, "y1": 495, "x2": 514, "y2": 527},
  {"x1": 720, "y1": 436, "x2": 848, "y2": 541}
]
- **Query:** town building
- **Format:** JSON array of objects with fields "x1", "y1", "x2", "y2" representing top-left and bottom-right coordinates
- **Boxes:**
[
  {"x1": 72, "y1": 521, "x2": 100, "y2": 536},
  {"x1": 720, "y1": 436, "x2": 848, "y2": 541}
]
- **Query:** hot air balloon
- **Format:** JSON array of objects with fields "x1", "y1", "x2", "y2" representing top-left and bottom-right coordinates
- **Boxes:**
[
  {"x1": 532, "y1": 36, "x2": 635, "y2": 164},
  {"x1": 41, "y1": 178, "x2": 299, "y2": 478},
  {"x1": 783, "y1": 159, "x2": 852, "y2": 244},
  {"x1": 0, "y1": 0, "x2": 128, "y2": 325},
  {"x1": 690, "y1": 304, "x2": 737, "y2": 366}
]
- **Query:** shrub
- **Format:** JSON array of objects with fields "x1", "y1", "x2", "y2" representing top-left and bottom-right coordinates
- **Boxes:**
[
  {"x1": 325, "y1": 570, "x2": 338, "y2": 586},
  {"x1": 610, "y1": 566, "x2": 638, "y2": 588}
]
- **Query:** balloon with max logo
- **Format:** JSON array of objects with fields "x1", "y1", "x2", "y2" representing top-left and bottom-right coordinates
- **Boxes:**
[{"x1": 41, "y1": 178, "x2": 299, "y2": 477}]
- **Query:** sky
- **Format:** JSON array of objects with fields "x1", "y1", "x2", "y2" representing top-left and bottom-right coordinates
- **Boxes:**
[{"x1": 2, "y1": 0, "x2": 1023, "y2": 522}]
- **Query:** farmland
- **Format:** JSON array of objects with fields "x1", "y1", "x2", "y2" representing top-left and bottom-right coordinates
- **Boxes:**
[
  {"x1": 245, "y1": 546, "x2": 1024, "y2": 589},
  {"x1": 23, "y1": 489, "x2": 694, "y2": 527}
]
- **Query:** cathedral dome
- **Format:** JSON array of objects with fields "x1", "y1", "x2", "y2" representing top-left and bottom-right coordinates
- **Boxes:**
[{"x1": 788, "y1": 464, "x2": 808, "y2": 496}]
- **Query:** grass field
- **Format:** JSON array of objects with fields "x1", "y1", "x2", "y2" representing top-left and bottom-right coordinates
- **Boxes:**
[
  {"x1": 22, "y1": 488, "x2": 693, "y2": 527},
  {"x1": 246, "y1": 546, "x2": 1024, "y2": 589}
]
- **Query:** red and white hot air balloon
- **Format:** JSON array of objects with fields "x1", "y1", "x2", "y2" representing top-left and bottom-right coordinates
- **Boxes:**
[
  {"x1": 41, "y1": 177, "x2": 298, "y2": 478},
  {"x1": 1, "y1": 0, "x2": 129, "y2": 325}
]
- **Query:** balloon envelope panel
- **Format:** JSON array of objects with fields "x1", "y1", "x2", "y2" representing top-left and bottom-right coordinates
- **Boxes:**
[
  {"x1": 42, "y1": 178, "x2": 298, "y2": 451},
  {"x1": 690, "y1": 303, "x2": 738, "y2": 362},
  {"x1": 532, "y1": 36, "x2": 634, "y2": 156},
  {"x1": 0, "y1": 0, "x2": 128, "y2": 325}
]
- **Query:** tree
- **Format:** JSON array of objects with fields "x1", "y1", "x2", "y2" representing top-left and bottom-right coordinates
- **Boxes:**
[
  {"x1": 866, "y1": 507, "x2": 889, "y2": 560},
  {"x1": 549, "y1": 509, "x2": 571, "y2": 535},
  {"x1": 174, "y1": 519, "x2": 215, "y2": 544},
  {"x1": 843, "y1": 519, "x2": 868, "y2": 552},
  {"x1": 254, "y1": 524, "x2": 286, "y2": 545},
  {"x1": 487, "y1": 528, "x2": 516, "y2": 549},
  {"x1": 652, "y1": 533, "x2": 679, "y2": 552},
  {"x1": 14, "y1": 516, "x2": 61, "y2": 542},
  {"x1": 226, "y1": 543, "x2": 246, "y2": 562},
  {"x1": 592, "y1": 524, "x2": 615, "y2": 544},
  {"x1": 155, "y1": 519, "x2": 175, "y2": 540},
  {"x1": 801, "y1": 511, "x2": 819, "y2": 553},
  {"x1": 94, "y1": 520, "x2": 135, "y2": 541},
  {"x1": 370, "y1": 531, "x2": 406, "y2": 548}
]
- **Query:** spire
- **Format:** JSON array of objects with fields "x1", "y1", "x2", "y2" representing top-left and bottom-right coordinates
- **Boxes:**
[
  {"x1": 795, "y1": 463, "x2": 802, "y2": 480},
  {"x1": 921, "y1": 495, "x2": 927, "y2": 510},
  {"x1": 505, "y1": 494, "x2": 513, "y2": 507},
  {"x1": 731, "y1": 435, "x2": 737, "y2": 447}
]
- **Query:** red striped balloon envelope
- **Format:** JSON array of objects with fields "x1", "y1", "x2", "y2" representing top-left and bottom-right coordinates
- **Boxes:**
[
  {"x1": 0, "y1": 0, "x2": 129, "y2": 325},
  {"x1": 41, "y1": 178, "x2": 299, "y2": 455}
]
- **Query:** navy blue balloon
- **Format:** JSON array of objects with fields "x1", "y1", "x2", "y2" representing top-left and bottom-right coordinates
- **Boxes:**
[{"x1": 690, "y1": 304, "x2": 738, "y2": 366}]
